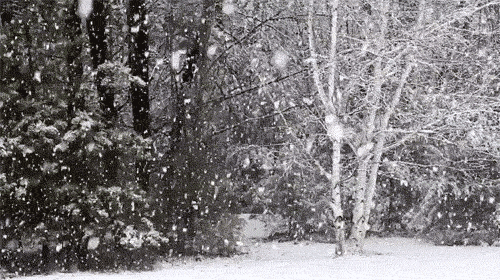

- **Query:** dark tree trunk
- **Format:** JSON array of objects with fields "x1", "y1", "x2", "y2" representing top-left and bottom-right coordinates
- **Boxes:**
[
  {"x1": 128, "y1": 0, "x2": 150, "y2": 137},
  {"x1": 128, "y1": 0, "x2": 150, "y2": 191},
  {"x1": 88, "y1": 0, "x2": 116, "y2": 123},
  {"x1": 65, "y1": 1, "x2": 84, "y2": 121},
  {"x1": 170, "y1": 83, "x2": 186, "y2": 152},
  {"x1": 40, "y1": 242, "x2": 50, "y2": 272},
  {"x1": 0, "y1": 0, "x2": 36, "y2": 97},
  {"x1": 87, "y1": 0, "x2": 118, "y2": 183},
  {"x1": 169, "y1": 0, "x2": 217, "y2": 151}
]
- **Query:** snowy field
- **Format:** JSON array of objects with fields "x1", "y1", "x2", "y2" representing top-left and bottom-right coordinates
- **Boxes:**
[{"x1": 12, "y1": 237, "x2": 500, "y2": 280}]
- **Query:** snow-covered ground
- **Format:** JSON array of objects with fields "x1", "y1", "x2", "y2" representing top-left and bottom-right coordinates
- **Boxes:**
[{"x1": 12, "y1": 237, "x2": 500, "y2": 280}]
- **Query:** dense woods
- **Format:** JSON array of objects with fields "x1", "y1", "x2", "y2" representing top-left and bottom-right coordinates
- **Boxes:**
[{"x1": 1, "y1": 0, "x2": 500, "y2": 274}]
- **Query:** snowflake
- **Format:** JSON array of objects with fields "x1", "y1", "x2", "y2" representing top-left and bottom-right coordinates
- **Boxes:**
[{"x1": 78, "y1": 0, "x2": 93, "y2": 20}]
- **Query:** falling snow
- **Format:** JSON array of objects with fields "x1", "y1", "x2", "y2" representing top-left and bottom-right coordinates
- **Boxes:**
[
  {"x1": 87, "y1": 237, "x2": 100, "y2": 250},
  {"x1": 207, "y1": 45, "x2": 218, "y2": 58},
  {"x1": 222, "y1": 1, "x2": 236, "y2": 15},
  {"x1": 77, "y1": 0, "x2": 93, "y2": 20},
  {"x1": 271, "y1": 51, "x2": 290, "y2": 69},
  {"x1": 130, "y1": 26, "x2": 140, "y2": 33},
  {"x1": 2, "y1": 0, "x2": 500, "y2": 278},
  {"x1": 33, "y1": 71, "x2": 41, "y2": 83}
]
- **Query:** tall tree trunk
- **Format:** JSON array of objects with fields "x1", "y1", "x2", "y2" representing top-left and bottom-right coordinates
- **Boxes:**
[
  {"x1": 128, "y1": 0, "x2": 150, "y2": 191},
  {"x1": 350, "y1": 0, "x2": 419, "y2": 250},
  {"x1": 349, "y1": 0, "x2": 389, "y2": 251},
  {"x1": 361, "y1": 65, "x2": 413, "y2": 233},
  {"x1": 307, "y1": 0, "x2": 345, "y2": 256},
  {"x1": 194, "y1": 0, "x2": 218, "y2": 105},
  {"x1": 65, "y1": 0, "x2": 84, "y2": 121},
  {"x1": 167, "y1": 0, "x2": 220, "y2": 253},
  {"x1": 87, "y1": 0, "x2": 119, "y2": 183},
  {"x1": 88, "y1": 0, "x2": 115, "y2": 122}
]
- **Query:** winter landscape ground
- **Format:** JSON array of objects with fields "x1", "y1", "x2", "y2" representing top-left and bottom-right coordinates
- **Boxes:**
[{"x1": 10, "y1": 237, "x2": 500, "y2": 280}]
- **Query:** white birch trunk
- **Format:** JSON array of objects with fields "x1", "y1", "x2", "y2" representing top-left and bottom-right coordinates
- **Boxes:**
[
  {"x1": 349, "y1": 0, "x2": 388, "y2": 249},
  {"x1": 307, "y1": 0, "x2": 345, "y2": 255},
  {"x1": 350, "y1": 0, "x2": 424, "y2": 250}
]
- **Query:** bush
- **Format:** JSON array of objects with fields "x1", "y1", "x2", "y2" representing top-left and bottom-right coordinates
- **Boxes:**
[
  {"x1": 423, "y1": 228, "x2": 499, "y2": 246},
  {"x1": 0, "y1": 179, "x2": 170, "y2": 274},
  {"x1": 192, "y1": 213, "x2": 243, "y2": 256},
  {"x1": 148, "y1": 137, "x2": 243, "y2": 257},
  {"x1": 408, "y1": 184, "x2": 500, "y2": 246},
  {"x1": 371, "y1": 177, "x2": 421, "y2": 234}
]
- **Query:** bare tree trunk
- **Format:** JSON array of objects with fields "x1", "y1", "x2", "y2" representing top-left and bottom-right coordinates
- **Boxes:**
[
  {"x1": 363, "y1": 64, "x2": 413, "y2": 232},
  {"x1": 327, "y1": 0, "x2": 346, "y2": 256},
  {"x1": 350, "y1": 0, "x2": 422, "y2": 250},
  {"x1": 349, "y1": 0, "x2": 388, "y2": 251},
  {"x1": 307, "y1": 0, "x2": 345, "y2": 255},
  {"x1": 351, "y1": 156, "x2": 369, "y2": 249}
]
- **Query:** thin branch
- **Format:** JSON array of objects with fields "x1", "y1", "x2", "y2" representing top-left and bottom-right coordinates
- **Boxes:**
[
  {"x1": 212, "y1": 105, "x2": 299, "y2": 135},
  {"x1": 328, "y1": 0, "x2": 339, "y2": 104},
  {"x1": 381, "y1": 63, "x2": 414, "y2": 132},
  {"x1": 313, "y1": 159, "x2": 332, "y2": 181},
  {"x1": 423, "y1": 2, "x2": 500, "y2": 36},
  {"x1": 307, "y1": 0, "x2": 334, "y2": 113},
  {"x1": 204, "y1": 69, "x2": 307, "y2": 105}
]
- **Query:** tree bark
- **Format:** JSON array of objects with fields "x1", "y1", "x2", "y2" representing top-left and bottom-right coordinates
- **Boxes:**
[
  {"x1": 362, "y1": 64, "x2": 413, "y2": 235},
  {"x1": 65, "y1": 0, "x2": 84, "y2": 121},
  {"x1": 350, "y1": 0, "x2": 420, "y2": 250},
  {"x1": 349, "y1": 0, "x2": 389, "y2": 251},
  {"x1": 88, "y1": 0, "x2": 115, "y2": 123},
  {"x1": 86, "y1": 0, "x2": 120, "y2": 183},
  {"x1": 307, "y1": 0, "x2": 345, "y2": 255},
  {"x1": 128, "y1": 0, "x2": 150, "y2": 191}
]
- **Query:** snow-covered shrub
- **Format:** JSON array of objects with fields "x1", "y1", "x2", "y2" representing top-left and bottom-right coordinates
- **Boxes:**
[
  {"x1": 119, "y1": 221, "x2": 169, "y2": 250},
  {"x1": 0, "y1": 101, "x2": 162, "y2": 272},
  {"x1": 418, "y1": 185, "x2": 500, "y2": 245},
  {"x1": 192, "y1": 213, "x2": 243, "y2": 256},
  {"x1": 370, "y1": 176, "x2": 421, "y2": 235}
]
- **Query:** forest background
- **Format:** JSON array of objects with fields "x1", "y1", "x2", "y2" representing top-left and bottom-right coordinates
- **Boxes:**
[{"x1": 1, "y1": 0, "x2": 500, "y2": 275}]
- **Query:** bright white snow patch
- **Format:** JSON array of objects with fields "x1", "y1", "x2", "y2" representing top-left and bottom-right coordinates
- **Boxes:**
[
  {"x1": 34, "y1": 71, "x2": 42, "y2": 82},
  {"x1": 222, "y1": 1, "x2": 236, "y2": 15},
  {"x1": 78, "y1": 0, "x2": 93, "y2": 20},
  {"x1": 171, "y1": 49, "x2": 186, "y2": 71},
  {"x1": 130, "y1": 25, "x2": 140, "y2": 33},
  {"x1": 14, "y1": 238, "x2": 500, "y2": 280},
  {"x1": 357, "y1": 142, "x2": 374, "y2": 157},
  {"x1": 207, "y1": 45, "x2": 218, "y2": 58},
  {"x1": 242, "y1": 157, "x2": 250, "y2": 168},
  {"x1": 302, "y1": 97, "x2": 314, "y2": 105},
  {"x1": 87, "y1": 237, "x2": 100, "y2": 250},
  {"x1": 325, "y1": 115, "x2": 343, "y2": 139},
  {"x1": 271, "y1": 51, "x2": 290, "y2": 69}
]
